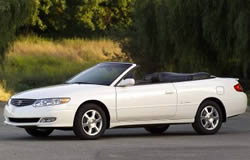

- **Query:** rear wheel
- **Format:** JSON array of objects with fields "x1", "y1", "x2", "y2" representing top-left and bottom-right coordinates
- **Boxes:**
[
  {"x1": 73, "y1": 103, "x2": 107, "y2": 140},
  {"x1": 144, "y1": 125, "x2": 169, "y2": 134},
  {"x1": 25, "y1": 128, "x2": 54, "y2": 137},
  {"x1": 192, "y1": 100, "x2": 223, "y2": 135}
]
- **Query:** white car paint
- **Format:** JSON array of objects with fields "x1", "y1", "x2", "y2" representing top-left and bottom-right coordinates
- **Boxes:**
[{"x1": 3, "y1": 63, "x2": 248, "y2": 129}]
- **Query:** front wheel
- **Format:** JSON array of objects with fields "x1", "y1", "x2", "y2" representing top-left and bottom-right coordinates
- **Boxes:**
[
  {"x1": 144, "y1": 125, "x2": 169, "y2": 134},
  {"x1": 25, "y1": 128, "x2": 54, "y2": 137},
  {"x1": 73, "y1": 103, "x2": 107, "y2": 140},
  {"x1": 192, "y1": 100, "x2": 223, "y2": 135}
]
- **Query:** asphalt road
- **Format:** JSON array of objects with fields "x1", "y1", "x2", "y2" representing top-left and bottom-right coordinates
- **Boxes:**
[{"x1": 0, "y1": 105, "x2": 250, "y2": 160}]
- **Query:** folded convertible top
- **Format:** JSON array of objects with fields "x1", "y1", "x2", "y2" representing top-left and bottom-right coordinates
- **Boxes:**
[{"x1": 146, "y1": 72, "x2": 211, "y2": 83}]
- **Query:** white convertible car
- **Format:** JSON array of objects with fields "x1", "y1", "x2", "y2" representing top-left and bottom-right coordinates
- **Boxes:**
[{"x1": 4, "y1": 62, "x2": 247, "y2": 139}]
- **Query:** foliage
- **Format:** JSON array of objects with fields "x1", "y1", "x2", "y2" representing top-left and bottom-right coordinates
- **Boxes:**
[
  {"x1": 0, "y1": 55, "x2": 94, "y2": 92},
  {"x1": 122, "y1": 0, "x2": 250, "y2": 78},
  {"x1": 30, "y1": 0, "x2": 135, "y2": 36},
  {"x1": 0, "y1": 36, "x2": 129, "y2": 92},
  {"x1": 0, "y1": 82, "x2": 11, "y2": 101},
  {"x1": 0, "y1": 0, "x2": 35, "y2": 59}
]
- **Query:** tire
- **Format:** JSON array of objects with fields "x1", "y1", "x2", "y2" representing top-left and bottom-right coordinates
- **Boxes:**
[
  {"x1": 25, "y1": 128, "x2": 54, "y2": 137},
  {"x1": 144, "y1": 125, "x2": 169, "y2": 134},
  {"x1": 73, "y1": 103, "x2": 107, "y2": 140},
  {"x1": 192, "y1": 100, "x2": 223, "y2": 135}
]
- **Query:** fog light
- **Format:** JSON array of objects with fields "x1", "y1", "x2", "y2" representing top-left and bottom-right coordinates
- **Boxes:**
[{"x1": 40, "y1": 117, "x2": 56, "y2": 123}]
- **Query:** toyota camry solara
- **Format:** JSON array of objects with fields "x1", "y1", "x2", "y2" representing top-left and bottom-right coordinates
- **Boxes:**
[{"x1": 4, "y1": 62, "x2": 247, "y2": 139}]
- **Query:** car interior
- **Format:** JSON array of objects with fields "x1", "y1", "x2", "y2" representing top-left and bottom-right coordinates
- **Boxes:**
[{"x1": 124, "y1": 68, "x2": 212, "y2": 85}]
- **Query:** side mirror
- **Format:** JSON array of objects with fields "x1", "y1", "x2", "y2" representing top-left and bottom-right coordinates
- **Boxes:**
[{"x1": 117, "y1": 78, "x2": 135, "y2": 87}]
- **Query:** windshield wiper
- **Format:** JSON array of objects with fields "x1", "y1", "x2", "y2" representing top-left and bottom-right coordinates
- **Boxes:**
[
  {"x1": 65, "y1": 81, "x2": 109, "y2": 86},
  {"x1": 68, "y1": 82, "x2": 97, "y2": 85}
]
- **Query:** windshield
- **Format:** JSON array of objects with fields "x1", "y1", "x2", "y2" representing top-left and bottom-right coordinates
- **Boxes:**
[{"x1": 67, "y1": 63, "x2": 132, "y2": 85}]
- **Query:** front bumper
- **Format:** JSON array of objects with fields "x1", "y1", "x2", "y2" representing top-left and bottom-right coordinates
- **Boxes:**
[{"x1": 4, "y1": 103, "x2": 75, "y2": 127}]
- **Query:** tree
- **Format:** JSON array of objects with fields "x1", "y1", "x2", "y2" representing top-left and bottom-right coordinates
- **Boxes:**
[
  {"x1": 122, "y1": 0, "x2": 250, "y2": 78},
  {"x1": 0, "y1": 0, "x2": 36, "y2": 60},
  {"x1": 121, "y1": 0, "x2": 175, "y2": 73},
  {"x1": 200, "y1": 0, "x2": 250, "y2": 78},
  {"x1": 31, "y1": 0, "x2": 135, "y2": 36}
]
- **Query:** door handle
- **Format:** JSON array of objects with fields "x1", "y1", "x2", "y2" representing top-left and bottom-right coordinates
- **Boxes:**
[{"x1": 165, "y1": 91, "x2": 174, "y2": 94}]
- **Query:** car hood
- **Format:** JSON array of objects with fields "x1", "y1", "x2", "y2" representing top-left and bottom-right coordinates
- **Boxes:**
[{"x1": 11, "y1": 84, "x2": 104, "y2": 99}]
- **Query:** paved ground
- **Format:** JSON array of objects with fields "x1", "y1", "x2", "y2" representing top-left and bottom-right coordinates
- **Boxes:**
[{"x1": 0, "y1": 104, "x2": 250, "y2": 160}]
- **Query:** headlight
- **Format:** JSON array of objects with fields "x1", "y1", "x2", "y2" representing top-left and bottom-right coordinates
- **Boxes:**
[{"x1": 32, "y1": 98, "x2": 71, "y2": 107}]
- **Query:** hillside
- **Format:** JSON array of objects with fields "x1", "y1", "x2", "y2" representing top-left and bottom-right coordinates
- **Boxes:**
[{"x1": 0, "y1": 36, "x2": 129, "y2": 101}]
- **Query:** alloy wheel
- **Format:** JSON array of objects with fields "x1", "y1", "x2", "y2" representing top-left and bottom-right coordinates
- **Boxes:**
[
  {"x1": 81, "y1": 109, "x2": 103, "y2": 136},
  {"x1": 200, "y1": 106, "x2": 219, "y2": 130}
]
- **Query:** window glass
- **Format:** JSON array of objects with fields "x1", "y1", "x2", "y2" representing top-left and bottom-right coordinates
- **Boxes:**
[{"x1": 67, "y1": 63, "x2": 132, "y2": 85}]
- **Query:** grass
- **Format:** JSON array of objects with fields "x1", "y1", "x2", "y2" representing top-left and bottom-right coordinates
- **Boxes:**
[
  {"x1": 11, "y1": 36, "x2": 129, "y2": 62},
  {"x1": 0, "y1": 35, "x2": 130, "y2": 101}
]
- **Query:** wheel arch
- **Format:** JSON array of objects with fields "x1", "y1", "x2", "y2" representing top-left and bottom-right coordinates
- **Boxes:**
[
  {"x1": 75, "y1": 100, "x2": 111, "y2": 128},
  {"x1": 199, "y1": 97, "x2": 227, "y2": 122}
]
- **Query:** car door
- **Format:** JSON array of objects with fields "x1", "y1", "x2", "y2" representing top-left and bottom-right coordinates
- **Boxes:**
[{"x1": 115, "y1": 83, "x2": 177, "y2": 121}]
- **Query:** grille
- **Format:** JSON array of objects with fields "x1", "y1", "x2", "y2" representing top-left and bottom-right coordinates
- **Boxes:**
[
  {"x1": 8, "y1": 118, "x2": 40, "y2": 123},
  {"x1": 10, "y1": 99, "x2": 36, "y2": 107}
]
